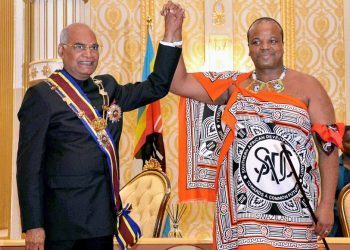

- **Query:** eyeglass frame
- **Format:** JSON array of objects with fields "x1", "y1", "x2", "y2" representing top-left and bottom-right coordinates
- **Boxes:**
[{"x1": 61, "y1": 42, "x2": 101, "y2": 52}]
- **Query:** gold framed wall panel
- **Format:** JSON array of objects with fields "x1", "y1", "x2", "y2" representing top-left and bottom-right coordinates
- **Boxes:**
[
  {"x1": 0, "y1": 0, "x2": 14, "y2": 236},
  {"x1": 23, "y1": 0, "x2": 34, "y2": 93}
]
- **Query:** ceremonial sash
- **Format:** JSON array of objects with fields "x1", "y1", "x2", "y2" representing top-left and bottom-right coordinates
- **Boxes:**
[{"x1": 47, "y1": 70, "x2": 141, "y2": 249}]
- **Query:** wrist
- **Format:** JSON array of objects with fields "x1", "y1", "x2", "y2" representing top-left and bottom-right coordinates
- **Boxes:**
[
  {"x1": 162, "y1": 32, "x2": 182, "y2": 43},
  {"x1": 319, "y1": 198, "x2": 335, "y2": 208}
]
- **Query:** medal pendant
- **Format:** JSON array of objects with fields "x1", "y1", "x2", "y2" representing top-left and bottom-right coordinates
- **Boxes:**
[
  {"x1": 107, "y1": 104, "x2": 122, "y2": 123},
  {"x1": 92, "y1": 117, "x2": 107, "y2": 132},
  {"x1": 97, "y1": 130, "x2": 110, "y2": 147}
]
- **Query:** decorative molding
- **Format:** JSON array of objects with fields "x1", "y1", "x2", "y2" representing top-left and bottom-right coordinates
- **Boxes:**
[
  {"x1": 141, "y1": 0, "x2": 154, "y2": 64},
  {"x1": 53, "y1": 0, "x2": 57, "y2": 58},
  {"x1": 28, "y1": 59, "x2": 62, "y2": 86},
  {"x1": 143, "y1": 157, "x2": 162, "y2": 171},
  {"x1": 0, "y1": 0, "x2": 14, "y2": 235},
  {"x1": 23, "y1": 0, "x2": 33, "y2": 93},
  {"x1": 204, "y1": 0, "x2": 233, "y2": 71},
  {"x1": 281, "y1": 0, "x2": 296, "y2": 69},
  {"x1": 212, "y1": 0, "x2": 225, "y2": 26},
  {"x1": 345, "y1": 0, "x2": 350, "y2": 124}
]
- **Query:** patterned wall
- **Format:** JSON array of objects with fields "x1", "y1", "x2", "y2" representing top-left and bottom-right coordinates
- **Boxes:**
[
  {"x1": 295, "y1": 0, "x2": 345, "y2": 122},
  {"x1": 91, "y1": 0, "x2": 345, "y2": 239}
]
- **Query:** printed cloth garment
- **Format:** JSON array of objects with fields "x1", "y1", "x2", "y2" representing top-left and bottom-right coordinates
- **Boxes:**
[
  {"x1": 178, "y1": 71, "x2": 239, "y2": 202},
  {"x1": 178, "y1": 97, "x2": 226, "y2": 201},
  {"x1": 214, "y1": 75, "x2": 319, "y2": 250}
]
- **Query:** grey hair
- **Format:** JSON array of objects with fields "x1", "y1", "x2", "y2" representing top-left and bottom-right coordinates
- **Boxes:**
[
  {"x1": 60, "y1": 27, "x2": 69, "y2": 44},
  {"x1": 59, "y1": 23, "x2": 93, "y2": 44}
]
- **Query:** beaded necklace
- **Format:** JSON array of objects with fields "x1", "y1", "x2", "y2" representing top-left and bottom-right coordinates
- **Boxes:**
[{"x1": 247, "y1": 66, "x2": 287, "y2": 93}]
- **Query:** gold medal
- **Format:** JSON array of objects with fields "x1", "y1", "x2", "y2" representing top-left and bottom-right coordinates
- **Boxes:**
[{"x1": 92, "y1": 117, "x2": 107, "y2": 132}]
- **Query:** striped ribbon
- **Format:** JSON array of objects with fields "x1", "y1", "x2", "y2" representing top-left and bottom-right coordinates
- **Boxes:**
[{"x1": 47, "y1": 70, "x2": 141, "y2": 249}]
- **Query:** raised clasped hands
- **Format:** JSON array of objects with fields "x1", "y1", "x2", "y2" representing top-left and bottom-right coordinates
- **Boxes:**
[{"x1": 161, "y1": 1, "x2": 185, "y2": 42}]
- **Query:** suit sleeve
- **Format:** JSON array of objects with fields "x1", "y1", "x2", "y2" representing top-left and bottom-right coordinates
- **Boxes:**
[
  {"x1": 17, "y1": 86, "x2": 50, "y2": 232},
  {"x1": 114, "y1": 44, "x2": 181, "y2": 112}
]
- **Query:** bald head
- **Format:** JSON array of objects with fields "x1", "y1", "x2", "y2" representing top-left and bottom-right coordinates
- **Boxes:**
[
  {"x1": 60, "y1": 23, "x2": 96, "y2": 44},
  {"x1": 247, "y1": 17, "x2": 284, "y2": 44}
]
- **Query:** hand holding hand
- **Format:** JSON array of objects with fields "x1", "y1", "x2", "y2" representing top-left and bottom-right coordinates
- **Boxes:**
[
  {"x1": 25, "y1": 228, "x2": 45, "y2": 250},
  {"x1": 161, "y1": 1, "x2": 185, "y2": 42}
]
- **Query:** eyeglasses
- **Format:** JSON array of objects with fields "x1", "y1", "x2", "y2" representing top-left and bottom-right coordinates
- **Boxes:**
[{"x1": 62, "y1": 43, "x2": 101, "y2": 52}]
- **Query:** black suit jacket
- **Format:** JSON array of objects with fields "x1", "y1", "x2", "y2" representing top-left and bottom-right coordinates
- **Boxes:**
[{"x1": 17, "y1": 44, "x2": 181, "y2": 241}]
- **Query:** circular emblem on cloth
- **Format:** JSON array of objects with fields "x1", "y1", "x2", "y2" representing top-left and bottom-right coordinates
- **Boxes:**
[
  {"x1": 224, "y1": 228, "x2": 233, "y2": 239},
  {"x1": 240, "y1": 133, "x2": 303, "y2": 202},
  {"x1": 283, "y1": 227, "x2": 293, "y2": 239},
  {"x1": 260, "y1": 225, "x2": 269, "y2": 236},
  {"x1": 220, "y1": 203, "x2": 228, "y2": 214},
  {"x1": 237, "y1": 225, "x2": 245, "y2": 235},
  {"x1": 306, "y1": 228, "x2": 313, "y2": 240}
]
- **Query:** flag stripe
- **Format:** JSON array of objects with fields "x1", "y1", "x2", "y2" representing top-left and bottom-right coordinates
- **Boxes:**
[{"x1": 133, "y1": 27, "x2": 167, "y2": 172}]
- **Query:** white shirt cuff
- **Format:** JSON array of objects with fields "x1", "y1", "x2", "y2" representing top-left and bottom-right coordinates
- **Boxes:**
[{"x1": 160, "y1": 40, "x2": 183, "y2": 47}]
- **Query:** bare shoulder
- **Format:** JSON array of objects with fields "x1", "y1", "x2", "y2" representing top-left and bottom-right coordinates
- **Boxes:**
[
  {"x1": 288, "y1": 69, "x2": 323, "y2": 89},
  {"x1": 287, "y1": 69, "x2": 335, "y2": 123},
  {"x1": 286, "y1": 69, "x2": 330, "y2": 102}
]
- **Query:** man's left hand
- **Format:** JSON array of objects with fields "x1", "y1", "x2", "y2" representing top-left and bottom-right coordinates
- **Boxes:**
[{"x1": 314, "y1": 202, "x2": 334, "y2": 239}]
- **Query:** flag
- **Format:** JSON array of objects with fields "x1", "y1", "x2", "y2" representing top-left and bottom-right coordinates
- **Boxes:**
[
  {"x1": 161, "y1": 213, "x2": 171, "y2": 237},
  {"x1": 134, "y1": 28, "x2": 166, "y2": 172}
]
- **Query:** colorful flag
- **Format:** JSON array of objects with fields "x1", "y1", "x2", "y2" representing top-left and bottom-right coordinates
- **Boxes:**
[
  {"x1": 133, "y1": 28, "x2": 166, "y2": 172},
  {"x1": 161, "y1": 213, "x2": 171, "y2": 237}
]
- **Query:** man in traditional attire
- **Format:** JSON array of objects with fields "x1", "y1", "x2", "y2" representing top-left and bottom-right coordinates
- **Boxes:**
[
  {"x1": 168, "y1": 10, "x2": 343, "y2": 249},
  {"x1": 17, "y1": 3, "x2": 184, "y2": 250}
]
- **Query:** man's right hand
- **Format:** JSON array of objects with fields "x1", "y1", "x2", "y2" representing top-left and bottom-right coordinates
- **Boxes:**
[{"x1": 25, "y1": 228, "x2": 45, "y2": 250}]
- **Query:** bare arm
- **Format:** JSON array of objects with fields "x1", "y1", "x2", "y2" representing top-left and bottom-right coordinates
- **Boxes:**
[
  {"x1": 161, "y1": 1, "x2": 227, "y2": 104},
  {"x1": 308, "y1": 77, "x2": 338, "y2": 238},
  {"x1": 170, "y1": 55, "x2": 222, "y2": 103}
]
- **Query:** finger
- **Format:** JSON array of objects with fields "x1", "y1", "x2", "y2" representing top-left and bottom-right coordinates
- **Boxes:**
[
  {"x1": 317, "y1": 231, "x2": 328, "y2": 240},
  {"x1": 176, "y1": 8, "x2": 185, "y2": 19},
  {"x1": 161, "y1": 5, "x2": 171, "y2": 15},
  {"x1": 323, "y1": 229, "x2": 331, "y2": 236},
  {"x1": 317, "y1": 226, "x2": 330, "y2": 237},
  {"x1": 161, "y1": 2, "x2": 173, "y2": 15},
  {"x1": 25, "y1": 241, "x2": 32, "y2": 250},
  {"x1": 39, "y1": 242, "x2": 45, "y2": 250},
  {"x1": 313, "y1": 222, "x2": 323, "y2": 235},
  {"x1": 26, "y1": 242, "x2": 35, "y2": 250},
  {"x1": 168, "y1": 4, "x2": 180, "y2": 13}
]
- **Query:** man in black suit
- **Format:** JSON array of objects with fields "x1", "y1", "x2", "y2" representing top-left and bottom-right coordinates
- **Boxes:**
[{"x1": 17, "y1": 3, "x2": 184, "y2": 250}]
